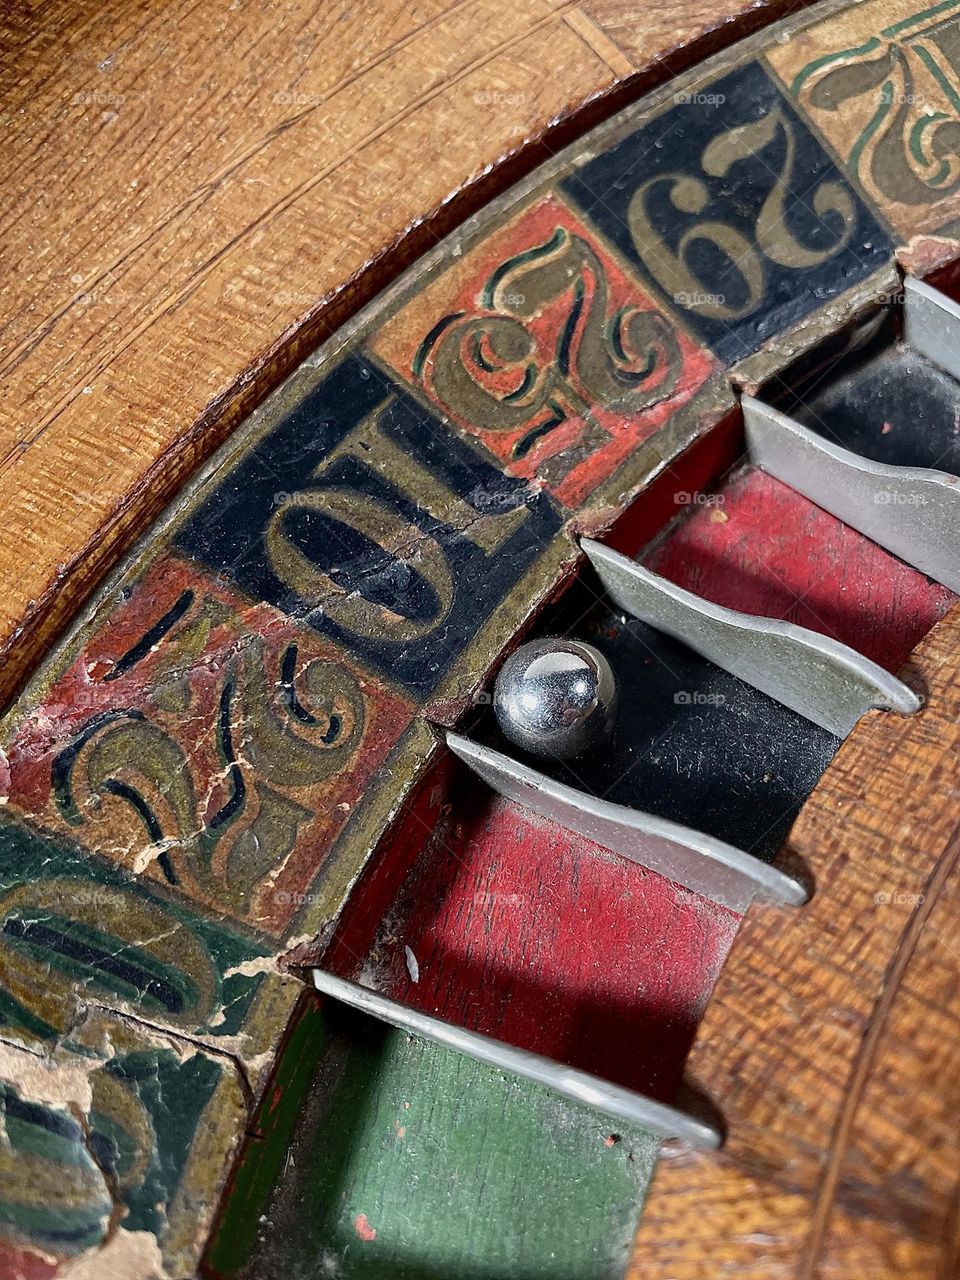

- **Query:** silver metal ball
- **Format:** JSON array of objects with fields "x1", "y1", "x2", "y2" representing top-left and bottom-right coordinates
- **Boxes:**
[{"x1": 493, "y1": 637, "x2": 618, "y2": 760}]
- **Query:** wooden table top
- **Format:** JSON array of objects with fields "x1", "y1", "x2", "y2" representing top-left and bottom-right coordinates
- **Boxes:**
[{"x1": 1, "y1": 0, "x2": 807, "y2": 708}]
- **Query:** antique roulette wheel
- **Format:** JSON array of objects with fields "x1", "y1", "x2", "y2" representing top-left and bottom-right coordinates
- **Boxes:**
[{"x1": 3, "y1": 0, "x2": 960, "y2": 1276}]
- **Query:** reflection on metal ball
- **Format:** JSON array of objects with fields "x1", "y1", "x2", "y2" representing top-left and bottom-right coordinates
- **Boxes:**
[{"x1": 493, "y1": 637, "x2": 618, "y2": 760}]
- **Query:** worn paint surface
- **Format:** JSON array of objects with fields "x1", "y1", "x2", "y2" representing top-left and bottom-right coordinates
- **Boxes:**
[
  {"x1": 327, "y1": 770, "x2": 740, "y2": 1099},
  {"x1": 3, "y1": 557, "x2": 417, "y2": 938},
  {"x1": 2, "y1": 0, "x2": 960, "y2": 1273},
  {"x1": 644, "y1": 464, "x2": 958, "y2": 672},
  {"x1": 0, "y1": 989, "x2": 247, "y2": 1277},
  {"x1": 526, "y1": 610, "x2": 842, "y2": 858},
  {"x1": 784, "y1": 337, "x2": 960, "y2": 476},
  {"x1": 172, "y1": 353, "x2": 565, "y2": 706},
  {"x1": 0, "y1": 817, "x2": 291, "y2": 1058},
  {"x1": 205, "y1": 997, "x2": 658, "y2": 1280},
  {"x1": 370, "y1": 193, "x2": 718, "y2": 508},
  {"x1": 561, "y1": 61, "x2": 893, "y2": 362},
  {"x1": 766, "y1": 0, "x2": 960, "y2": 239}
]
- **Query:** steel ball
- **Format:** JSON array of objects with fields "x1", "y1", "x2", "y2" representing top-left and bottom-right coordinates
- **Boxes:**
[{"x1": 493, "y1": 637, "x2": 618, "y2": 760}]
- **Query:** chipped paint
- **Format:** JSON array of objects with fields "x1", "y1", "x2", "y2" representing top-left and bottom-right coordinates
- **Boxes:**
[
  {"x1": 59, "y1": 1230, "x2": 166, "y2": 1280},
  {"x1": 353, "y1": 1214, "x2": 377, "y2": 1243},
  {"x1": 0, "y1": 1039, "x2": 100, "y2": 1115}
]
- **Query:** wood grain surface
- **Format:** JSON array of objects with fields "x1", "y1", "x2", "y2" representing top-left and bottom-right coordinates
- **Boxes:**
[
  {"x1": 629, "y1": 604, "x2": 960, "y2": 1279},
  {"x1": 206, "y1": 992, "x2": 660, "y2": 1280},
  {"x1": 0, "y1": 0, "x2": 816, "y2": 712}
]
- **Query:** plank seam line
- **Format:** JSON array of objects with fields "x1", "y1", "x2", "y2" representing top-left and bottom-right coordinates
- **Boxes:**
[
  {"x1": 798, "y1": 810, "x2": 960, "y2": 1276},
  {"x1": 564, "y1": 8, "x2": 637, "y2": 76}
]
